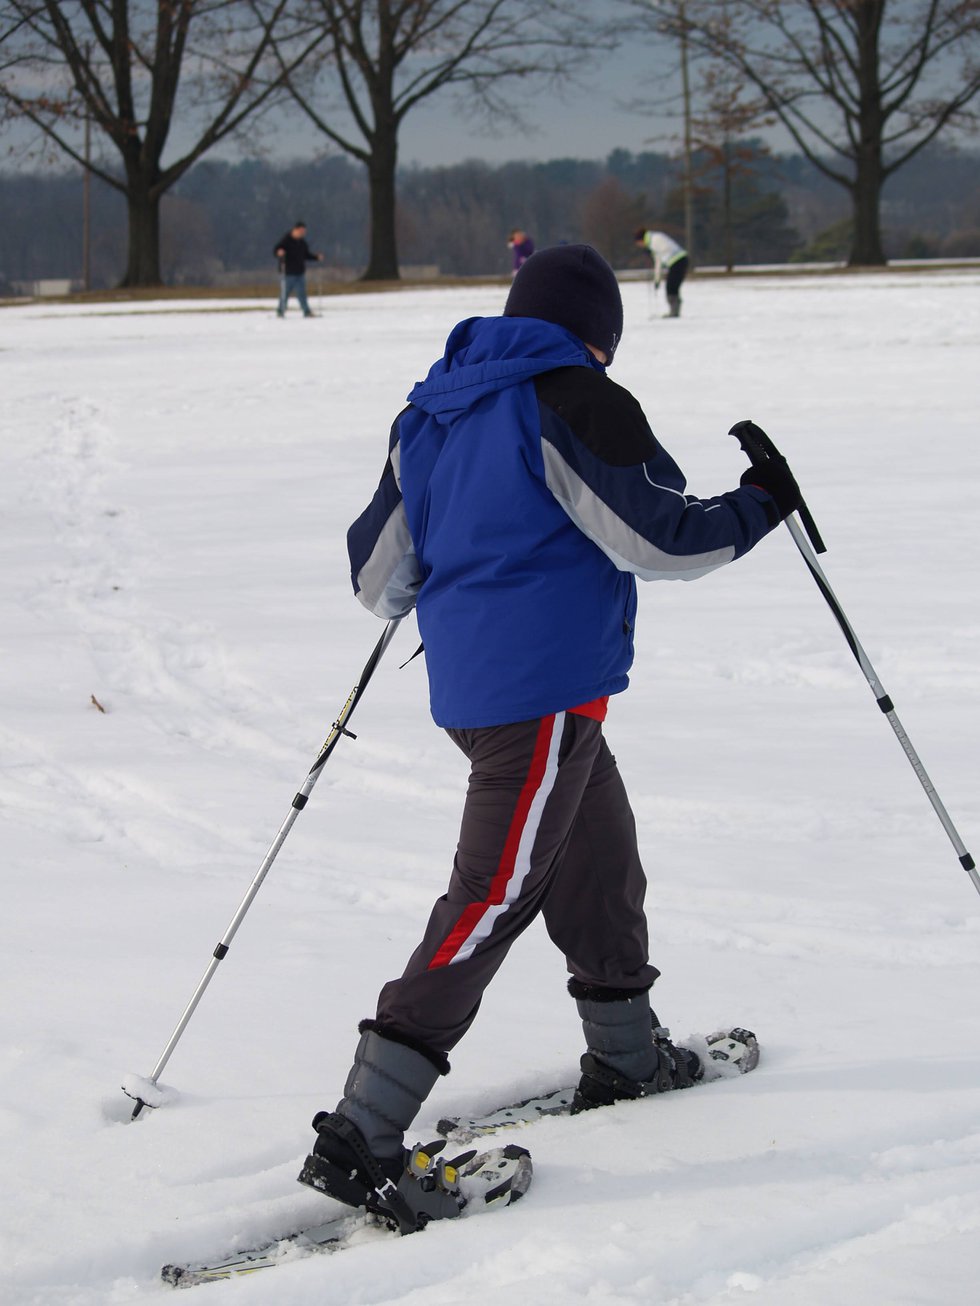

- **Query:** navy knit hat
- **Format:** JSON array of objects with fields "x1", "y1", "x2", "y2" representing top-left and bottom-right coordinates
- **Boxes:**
[{"x1": 504, "y1": 243, "x2": 623, "y2": 363}]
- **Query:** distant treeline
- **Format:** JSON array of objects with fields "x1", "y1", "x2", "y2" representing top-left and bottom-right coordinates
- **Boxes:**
[{"x1": 3, "y1": 143, "x2": 979, "y2": 290}]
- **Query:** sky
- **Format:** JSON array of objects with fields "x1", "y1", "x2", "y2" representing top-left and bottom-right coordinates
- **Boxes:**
[
  {"x1": 390, "y1": 42, "x2": 681, "y2": 169},
  {"x1": 0, "y1": 9, "x2": 682, "y2": 176},
  {"x1": 207, "y1": 26, "x2": 688, "y2": 173},
  {"x1": 5, "y1": 2, "x2": 978, "y2": 184}
]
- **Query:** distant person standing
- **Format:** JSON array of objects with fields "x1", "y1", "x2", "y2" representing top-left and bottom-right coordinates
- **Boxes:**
[
  {"x1": 275, "y1": 221, "x2": 323, "y2": 318},
  {"x1": 508, "y1": 228, "x2": 535, "y2": 275},
  {"x1": 634, "y1": 227, "x2": 689, "y2": 318}
]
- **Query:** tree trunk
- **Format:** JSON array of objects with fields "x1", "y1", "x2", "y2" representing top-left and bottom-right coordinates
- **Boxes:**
[
  {"x1": 848, "y1": 1, "x2": 887, "y2": 267},
  {"x1": 723, "y1": 142, "x2": 734, "y2": 271},
  {"x1": 679, "y1": 7, "x2": 694, "y2": 263},
  {"x1": 362, "y1": 125, "x2": 400, "y2": 281},
  {"x1": 849, "y1": 159, "x2": 887, "y2": 266},
  {"x1": 122, "y1": 181, "x2": 164, "y2": 287}
]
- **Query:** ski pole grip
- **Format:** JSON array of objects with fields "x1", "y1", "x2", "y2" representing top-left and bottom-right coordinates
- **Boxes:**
[
  {"x1": 729, "y1": 418, "x2": 771, "y2": 463},
  {"x1": 729, "y1": 419, "x2": 827, "y2": 555}
]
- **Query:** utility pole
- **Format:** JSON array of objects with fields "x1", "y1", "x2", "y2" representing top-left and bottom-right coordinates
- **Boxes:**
[
  {"x1": 82, "y1": 110, "x2": 91, "y2": 291},
  {"x1": 81, "y1": 42, "x2": 92, "y2": 292},
  {"x1": 679, "y1": 1, "x2": 694, "y2": 263}
]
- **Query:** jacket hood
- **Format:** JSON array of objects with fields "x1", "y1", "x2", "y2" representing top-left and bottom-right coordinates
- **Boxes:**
[{"x1": 407, "y1": 316, "x2": 603, "y2": 423}]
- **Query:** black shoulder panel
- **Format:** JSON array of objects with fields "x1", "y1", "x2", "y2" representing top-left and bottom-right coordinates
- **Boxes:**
[{"x1": 533, "y1": 367, "x2": 659, "y2": 467}]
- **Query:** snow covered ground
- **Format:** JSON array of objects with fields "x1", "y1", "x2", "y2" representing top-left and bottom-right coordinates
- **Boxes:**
[{"x1": 2, "y1": 268, "x2": 979, "y2": 1305}]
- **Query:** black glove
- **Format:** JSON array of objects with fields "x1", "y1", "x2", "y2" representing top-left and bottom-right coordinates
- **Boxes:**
[{"x1": 740, "y1": 454, "x2": 801, "y2": 521}]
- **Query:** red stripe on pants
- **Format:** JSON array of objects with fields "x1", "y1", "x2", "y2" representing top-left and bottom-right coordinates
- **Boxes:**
[{"x1": 427, "y1": 714, "x2": 557, "y2": 969}]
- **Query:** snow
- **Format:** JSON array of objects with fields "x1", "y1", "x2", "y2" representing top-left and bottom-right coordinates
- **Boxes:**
[{"x1": 2, "y1": 268, "x2": 979, "y2": 1304}]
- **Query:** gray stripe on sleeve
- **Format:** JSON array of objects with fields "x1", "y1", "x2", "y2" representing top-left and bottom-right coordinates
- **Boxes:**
[
  {"x1": 542, "y1": 442, "x2": 734, "y2": 581},
  {"x1": 355, "y1": 500, "x2": 422, "y2": 617}
]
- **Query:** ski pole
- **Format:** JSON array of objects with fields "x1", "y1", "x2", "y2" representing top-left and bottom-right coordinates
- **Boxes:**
[
  {"x1": 730, "y1": 419, "x2": 977, "y2": 898},
  {"x1": 124, "y1": 617, "x2": 404, "y2": 1120}
]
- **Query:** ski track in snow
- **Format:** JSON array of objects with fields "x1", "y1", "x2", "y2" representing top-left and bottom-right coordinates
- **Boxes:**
[
  {"x1": 4, "y1": 385, "x2": 459, "y2": 873},
  {"x1": 1, "y1": 272, "x2": 979, "y2": 1304},
  {"x1": 25, "y1": 395, "x2": 299, "y2": 756}
]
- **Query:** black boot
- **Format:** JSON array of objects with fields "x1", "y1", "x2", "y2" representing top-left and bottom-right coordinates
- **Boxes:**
[
  {"x1": 572, "y1": 1031, "x2": 702, "y2": 1111},
  {"x1": 299, "y1": 1112, "x2": 464, "y2": 1233},
  {"x1": 569, "y1": 982, "x2": 702, "y2": 1112},
  {"x1": 298, "y1": 1025, "x2": 462, "y2": 1233}
]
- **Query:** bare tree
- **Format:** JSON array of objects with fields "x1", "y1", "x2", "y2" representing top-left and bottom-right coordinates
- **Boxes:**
[
  {"x1": 687, "y1": 62, "x2": 775, "y2": 270},
  {"x1": 581, "y1": 173, "x2": 645, "y2": 266},
  {"x1": 618, "y1": 2, "x2": 774, "y2": 266},
  {"x1": 623, "y1": 0, "x2": 980, "y2": 266},
  {"x1": 0, "y1": 1, "x2": 322, "y2": 286},
  {"x1": 282, "y1": 0, "x2": 601, "y2": 281},
  {"x1": 624, "y1": 1, "x2": 700, "y2": 262}
]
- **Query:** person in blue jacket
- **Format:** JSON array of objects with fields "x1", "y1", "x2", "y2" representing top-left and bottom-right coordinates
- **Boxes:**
[{"x1": 298, "y1": 245, "x2": 800, "y2": 1231}]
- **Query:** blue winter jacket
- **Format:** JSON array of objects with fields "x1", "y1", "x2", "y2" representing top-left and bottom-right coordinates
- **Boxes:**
[{"x1": 347, "y1": 315, "x2": 778, "y2": 728}]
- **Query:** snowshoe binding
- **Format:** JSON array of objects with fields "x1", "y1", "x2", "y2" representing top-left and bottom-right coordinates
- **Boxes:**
[
  {"x1": 298, "y1": 1111, "x2": 465, "y2": 1234},
  {"x1": 572, "y1": 1020, "x2": 703, "y2": 1111}
]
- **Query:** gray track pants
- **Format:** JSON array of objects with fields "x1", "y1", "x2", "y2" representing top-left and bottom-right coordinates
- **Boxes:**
[{"x1": 375, "y1": 711, "x2": 659, "y2": 1054}]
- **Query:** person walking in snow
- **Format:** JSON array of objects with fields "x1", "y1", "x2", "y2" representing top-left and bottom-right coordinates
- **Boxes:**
[
  {"x1": 508, "y1": 228, "x2": 534, "y2": 274},
  {"x1": 299, "y1": 244, "x2": 799, "y2": 1230},
  {"x1": 635, "y1": 226, "x2": 689, "y2": 317},
  {"x1": 274, "y1": 221, "x2": 323, "y2": 318}
]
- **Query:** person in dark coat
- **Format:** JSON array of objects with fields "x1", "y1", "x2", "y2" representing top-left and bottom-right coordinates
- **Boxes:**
[
  {"x1": 297, "y1": 245, "x2": 801, "y2": 1232},
  {"x1": 274, "y1": 221, "x2": 323, "y2": 318}
]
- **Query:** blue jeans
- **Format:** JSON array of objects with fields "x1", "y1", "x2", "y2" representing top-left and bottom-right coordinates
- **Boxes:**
[{"x1": 278, "y1": 274, "x2": 312, "y2": 316}]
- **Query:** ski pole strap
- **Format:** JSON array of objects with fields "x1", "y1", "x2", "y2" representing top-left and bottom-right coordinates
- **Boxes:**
[
  {"x1": 399, "y1": 641, "x2": 424, "y2": 670},
  {"x1": 729, "y1": 419, "x2": 826, "y2": 554}
]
